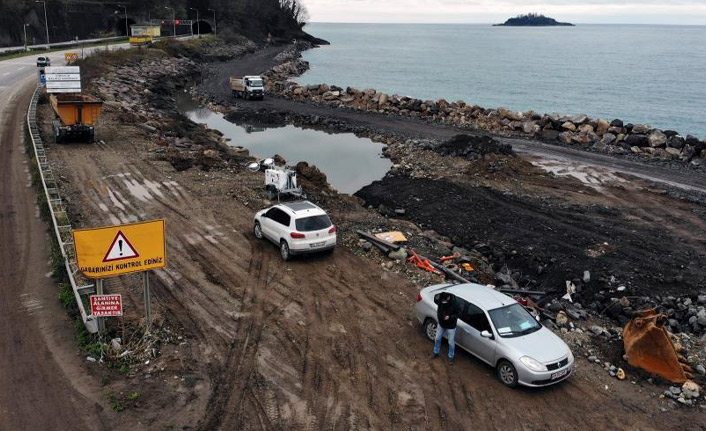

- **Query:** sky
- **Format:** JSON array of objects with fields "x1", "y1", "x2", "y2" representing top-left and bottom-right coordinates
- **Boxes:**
[{"x1": 300, "y1": 0, "x2": 706, "y2": 25}]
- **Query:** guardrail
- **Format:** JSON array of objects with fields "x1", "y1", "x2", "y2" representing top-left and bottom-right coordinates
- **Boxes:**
[
  {"x1": 26, "y1": 87, "x2": 98, "y2": 333},
  {"x1": 0, "y1": 36, "x2": 126, "y2": 55}
]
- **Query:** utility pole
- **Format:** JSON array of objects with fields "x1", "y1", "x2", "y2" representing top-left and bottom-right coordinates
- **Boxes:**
[
  {"x1": 208, "y1": 8, "x2": 216, "y2": 36},
  {"x1": 23, "y1": 24, "x2": 30, "y2": 51},
  {"x1": 117, "y1": 5, "x2": 128, "y2": 38},
  {"x1": 164, "y1": 6, "x2": 176, "y2": 37},
  {"x1": 189, "y1": 7, "x2": 200, "y2": 38},
  {"x1": 35, "y1": 1, "x2": 50, "y2": 49}
]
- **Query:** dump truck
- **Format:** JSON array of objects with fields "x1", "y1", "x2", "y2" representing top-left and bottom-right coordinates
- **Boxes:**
[
  {"x1": 49, "y1": 94, "x2": 103, "y2": 143},
  {"x1": 130, "y1": 24, "x2": 161, "y2": 46},
  {"x1": 230, "y1": 75, "x2": 265, "y2": 100}
]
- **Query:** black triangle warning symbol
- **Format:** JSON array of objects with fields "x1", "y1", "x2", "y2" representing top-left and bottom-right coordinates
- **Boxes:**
[{"x1": 103, "y1": 231, "x2": 139, "y2": 262}]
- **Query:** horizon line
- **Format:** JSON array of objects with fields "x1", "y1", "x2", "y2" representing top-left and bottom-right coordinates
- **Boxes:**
[{"x1": 307, "y1": 21, "x2": 706, "y2": 27}]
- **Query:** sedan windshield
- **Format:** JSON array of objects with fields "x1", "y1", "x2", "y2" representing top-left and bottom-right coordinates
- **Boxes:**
[
  {"x1": 488, "y1": 303, "x2": 540, "y2": 338},
  {"x1": 295, "y1": 215, "x2": 332, "y2": 232}
]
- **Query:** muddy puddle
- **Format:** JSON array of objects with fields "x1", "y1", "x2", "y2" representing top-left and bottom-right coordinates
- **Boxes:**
[{"x1": 177, "y1": 94, "x2": 391, "y2": 194}]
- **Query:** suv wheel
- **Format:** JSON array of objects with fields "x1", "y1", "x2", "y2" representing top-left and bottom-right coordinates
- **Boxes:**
[
  {"x1": 280, "y1": 240, "x2": 291, "y2": 261},
  {"x1": 497, "y1": 360, "x2": 519, "y2": 388},
  {"x1": 253, "y1": 222, "x2": 263, "y2": 239},
  {"x1": 423, "y1": 319, "x2": 438, "y2": 342}
]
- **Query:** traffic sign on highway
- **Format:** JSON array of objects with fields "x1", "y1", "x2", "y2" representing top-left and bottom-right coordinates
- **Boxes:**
[
  {"x1": 45, "y1": 66, "x2": 80, "y2": 74},
  {"x1": 73, "y1": 220, "x2": 166, "y2": 278},
  {"x1": 90, "y1": 294, "x2": 123, "y2": 317},
  {"x1": 45, "y1": 66, "x2": 81, "y2": 94}
]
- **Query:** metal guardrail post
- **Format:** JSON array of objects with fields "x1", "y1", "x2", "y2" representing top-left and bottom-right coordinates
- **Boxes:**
[{"x1": 26, "y1": 86, "x2": 98, "y2": 333}]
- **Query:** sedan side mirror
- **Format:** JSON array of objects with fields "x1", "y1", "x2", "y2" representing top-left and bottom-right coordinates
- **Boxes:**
[{"x1": 480, "y1": 330, "x2": 494, "y2": 339}]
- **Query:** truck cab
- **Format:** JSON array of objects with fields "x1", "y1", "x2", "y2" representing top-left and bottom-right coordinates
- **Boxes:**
[{"x1": 231, "y1": 75, "x2": 265, "y2": 100}]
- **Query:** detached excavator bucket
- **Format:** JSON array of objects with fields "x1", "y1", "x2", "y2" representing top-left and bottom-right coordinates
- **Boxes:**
[{"x1": 623, "y1": 309, "x2": 694, "y2": 383}]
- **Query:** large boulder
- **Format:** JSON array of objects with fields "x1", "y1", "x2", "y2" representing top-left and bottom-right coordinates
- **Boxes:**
[
  {"x1": 667, "y1": 136, "x2": 685, "y2": 149},
  {"x1": 632, "y1": 124, "x2": 651, "y2": 134},
  {"x1": 562, "y1": 121, "x2": 577, "y2": 132},
  {"x1": 596, "y1": 119, "x2": 610, "y2": 135},
  {"x1": 600, "y1": 133, "x2": 617, "y2": 145},
  {"x1": 625, "y1": 134, "x2": 649, "y2": 147},
  {"x1": 610, "y1": 119, "x2": 624, "y2": 128},
  {"x1": 648, "y1": 130, "x2": 667, "y2": 147},
  {"x1": 499, "y1": 108, "x2": 522, "y2": 121}
]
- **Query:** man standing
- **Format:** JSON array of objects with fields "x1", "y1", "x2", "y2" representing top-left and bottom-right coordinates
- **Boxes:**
[{"x1": 431, "y1": 292, "x2": 458, "y2": 364}]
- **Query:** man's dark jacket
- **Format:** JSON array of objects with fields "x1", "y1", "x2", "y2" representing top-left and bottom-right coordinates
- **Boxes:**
[{"x1": 436, "y1": 295, "x2": 458, "y2": 329}]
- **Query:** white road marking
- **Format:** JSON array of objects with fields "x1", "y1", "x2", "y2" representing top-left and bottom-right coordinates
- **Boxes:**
[{"x1": 1, "y1": 72, "x2": 10, "y2": 76}]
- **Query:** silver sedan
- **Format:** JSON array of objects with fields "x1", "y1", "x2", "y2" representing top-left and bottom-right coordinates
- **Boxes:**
[{"x1": 415, "y1": 282, "x2": 574, "y2": 387}]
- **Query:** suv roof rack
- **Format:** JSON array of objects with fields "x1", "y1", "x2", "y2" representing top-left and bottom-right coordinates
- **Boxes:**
[{"x1": 281, "y1": 201, "x2": 317, "y2": 213}]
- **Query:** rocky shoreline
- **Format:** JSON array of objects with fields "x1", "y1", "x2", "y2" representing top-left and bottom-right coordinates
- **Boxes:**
[{"x1": 262, "y1": 49, "x2": 706, "y2": 169}]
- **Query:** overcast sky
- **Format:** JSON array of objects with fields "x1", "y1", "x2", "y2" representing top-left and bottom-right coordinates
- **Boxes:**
[{"x1": 301, "y1": 0, "x2": 706, "y2": 25}]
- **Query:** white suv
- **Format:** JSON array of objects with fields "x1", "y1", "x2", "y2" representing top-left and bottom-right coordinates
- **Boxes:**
[{"x1": 253, "y1": 201, "x2": 337, "y2": 260}]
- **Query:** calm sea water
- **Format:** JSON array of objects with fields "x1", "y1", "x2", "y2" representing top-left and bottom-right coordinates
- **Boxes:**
[{"x1": 298, "y1": 23, "x2": 706, "y2": 138}]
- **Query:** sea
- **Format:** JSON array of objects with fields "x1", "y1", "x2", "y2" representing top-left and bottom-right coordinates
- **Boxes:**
[{"x1": 297, "y1": 23, "x2": 706, "y2": 138}]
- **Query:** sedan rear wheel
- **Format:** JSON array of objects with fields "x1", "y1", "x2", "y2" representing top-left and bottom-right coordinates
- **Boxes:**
[
  {"x1": 423, "y1": 319, "x2": 438, "y2": 342},
  {"x1": 497, "y1": 360, "x2": 519, "y2": 388}
]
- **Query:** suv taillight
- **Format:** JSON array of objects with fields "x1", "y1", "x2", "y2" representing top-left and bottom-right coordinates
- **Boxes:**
[
  {"x1": 328, "y1": 226, "x2": 337, "y2": 234},
  {"x1": 290, "y1": 232, "x2": 305, "y2": 239},
  {"x1": 416, "y1": 293, "x2": 422, "y2": 302}
]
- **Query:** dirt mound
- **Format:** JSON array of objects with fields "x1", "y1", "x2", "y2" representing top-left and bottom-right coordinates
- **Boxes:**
[
  {"x1": 434, "y1": 134, "x2": 514, "y2": 160},
  {"x1": 295, "y1": 161, "x2": 329, "y2": 191},
  {"x1": 356, "y1": 174, "x2": 706, "y2": 301}
]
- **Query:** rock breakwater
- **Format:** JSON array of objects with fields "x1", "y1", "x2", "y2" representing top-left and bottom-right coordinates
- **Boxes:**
[{"x1": 264, "y1": 68, "x2": 706, "y2": 167}]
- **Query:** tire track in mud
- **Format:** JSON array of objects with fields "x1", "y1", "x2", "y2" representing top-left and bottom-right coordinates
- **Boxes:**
[{"x1": 200, "y1": 237, "x2": 282, "y2": 430}]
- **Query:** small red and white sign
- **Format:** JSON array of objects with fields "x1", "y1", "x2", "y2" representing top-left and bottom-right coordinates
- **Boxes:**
[{"x1": 90, "y1": 294, "x2": 123, "y2": 317}]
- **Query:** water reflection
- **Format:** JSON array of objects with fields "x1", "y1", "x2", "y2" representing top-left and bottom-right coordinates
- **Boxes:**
[{"x1": 177, "y1": 94, "x2": 391, "y2": 194}]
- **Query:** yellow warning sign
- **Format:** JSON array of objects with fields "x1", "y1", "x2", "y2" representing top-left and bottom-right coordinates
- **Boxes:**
[{"x1": 73, "y1": 220, "x2": 166, "y2": 278}]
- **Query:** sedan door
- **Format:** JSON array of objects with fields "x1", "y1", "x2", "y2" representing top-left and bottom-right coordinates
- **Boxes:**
[{"x1": 457, "y1": 302, "x2": 497, "y2": 365}]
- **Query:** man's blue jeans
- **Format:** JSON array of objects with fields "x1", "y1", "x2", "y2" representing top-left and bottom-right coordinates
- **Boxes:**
[{"x1": 433, "y1": 326, "x2": 456, "y2": 359}]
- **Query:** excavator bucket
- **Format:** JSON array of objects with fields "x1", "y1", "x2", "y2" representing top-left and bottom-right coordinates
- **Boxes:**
[{"x1": 623, "y1": 309, "x2": 694, "y2": 383}]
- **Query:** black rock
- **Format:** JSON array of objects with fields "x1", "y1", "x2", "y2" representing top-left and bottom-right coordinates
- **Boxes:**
[
  {"x1": 668, "y1": 136, "x2": 685, "y2": 149},
  {"x1": 685, "y1": 135, "x2": 700, "y2": 146},
  {"x1": 663, "y1": 130, "x2": 679, "y2": 138},
  {"x1": 610, "y1": 119, "x2": 624, "y2": 128},
  {"x1": 625, "y1": 134, "x2": 649, "y2": 147}
]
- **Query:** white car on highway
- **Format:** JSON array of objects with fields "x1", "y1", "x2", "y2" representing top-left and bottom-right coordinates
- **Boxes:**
[
  {"x1": 416, "y1": 283, "x2": 574, "y2": 388},
  {"x1": 253, "y1": 201, "x2": 337, "y2": 260}
]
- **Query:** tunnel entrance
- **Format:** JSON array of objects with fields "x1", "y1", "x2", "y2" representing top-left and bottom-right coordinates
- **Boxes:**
[{"x1": 191, "y1": 20, "x2": 212, "y2": 35}]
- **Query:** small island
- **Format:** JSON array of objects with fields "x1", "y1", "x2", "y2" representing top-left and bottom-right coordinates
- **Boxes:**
[{"x1": 494, "y1": 13, "x2": 574, "y2": 27}]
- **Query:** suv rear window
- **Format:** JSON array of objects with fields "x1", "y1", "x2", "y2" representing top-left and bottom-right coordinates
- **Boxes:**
[{"x1": 295, "y1": 215, "x2": 332, "y2": 232}]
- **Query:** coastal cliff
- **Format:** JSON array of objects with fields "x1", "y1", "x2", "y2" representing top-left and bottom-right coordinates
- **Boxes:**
[{"x1": 494, "y1": 13, "x2": 574, "y2": 27}]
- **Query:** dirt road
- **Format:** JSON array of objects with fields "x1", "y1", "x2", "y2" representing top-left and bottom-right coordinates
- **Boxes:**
[
  {"x1": 42, "y1": 93, "x2": 704, "y2": 429},
  {"x1": 0, "y1": 78, "x2": 111, "y2": 429}
]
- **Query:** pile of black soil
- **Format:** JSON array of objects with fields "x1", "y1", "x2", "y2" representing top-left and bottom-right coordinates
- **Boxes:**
[
  {"x1": 355, "y1": 174, "x2": 705, "y2": 302},
  {"x1": 432, "y1": 134, "x2": 514, "y2": 161},
  {"x1": 224, "y1": 109, "x2": 287, "y2": 128}
]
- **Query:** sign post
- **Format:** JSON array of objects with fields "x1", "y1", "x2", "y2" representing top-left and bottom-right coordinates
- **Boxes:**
[
  {"x1": 73, "y1": 220, "x2": 166, "y2": 331},
  {"x1": 95, "y1": 278, "x2": 105, "y2": 333}
]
